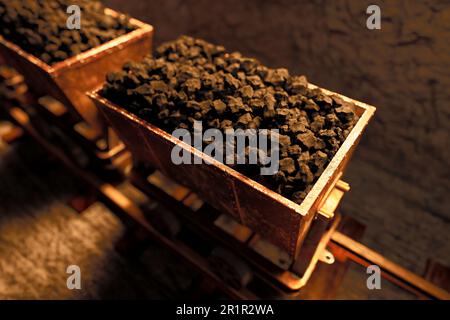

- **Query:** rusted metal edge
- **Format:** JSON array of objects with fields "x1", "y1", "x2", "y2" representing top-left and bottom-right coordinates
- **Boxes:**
[{"x1": 0, "y1": 8, "x2": 153, "y2": 77}]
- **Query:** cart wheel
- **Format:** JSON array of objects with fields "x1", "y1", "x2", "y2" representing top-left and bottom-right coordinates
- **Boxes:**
[{"x1": 209, "y1": 247, "x2": 253, "y2": 290}]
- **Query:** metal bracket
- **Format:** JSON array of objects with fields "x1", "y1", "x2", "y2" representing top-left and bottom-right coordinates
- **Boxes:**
[
  {"x1": 319, "y1": 249, "x2": 335, "y2": 265},
  {"x1": 318, "y1": 179, "x2": 350, "y2": 220}
]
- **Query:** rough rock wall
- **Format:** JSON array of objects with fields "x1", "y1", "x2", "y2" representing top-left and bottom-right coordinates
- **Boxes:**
[{"x1": 105, "y1": 0, "x2": 450, "y2": 274}]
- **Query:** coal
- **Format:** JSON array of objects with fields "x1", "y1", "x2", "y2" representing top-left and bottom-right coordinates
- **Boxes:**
[
  {"x1": 296, "y1": 131, "x2": 316, "y2": 149},
  {"x1": 0, "y1": 0, "x2": 135, "y2": 65},
  {"x1": 212, "y1": 99, "x2": 226, "y2": 114},
  {"x1": 311, "y1": 151, "x2": 328, "y2": 169},
  {"x1": 287, "y1": 145, "x2": 302, "y2": 156},
  {"x1": 101, "y1": 35, "x2": 360, "y2": 204},
  {"x1": 310, "y1": 115, "x2": 325, "y2": 132},
  {"x1": 247, "y1": 75, "x2": 263, "y2": 88},
  {"x1": 239, "y1": 85, "x2": 254, "y2": 99},
  {"x1": 237, "y1": 113, "x2": 253, "y2": 126},
  {"x1": 279, "y1": 157, "x2": 296, "y2": 175}
]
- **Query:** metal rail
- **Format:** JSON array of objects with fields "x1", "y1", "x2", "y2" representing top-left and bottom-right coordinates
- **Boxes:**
[{"x1": 330, "y1": 231, "x2": 450, "y2": 300}]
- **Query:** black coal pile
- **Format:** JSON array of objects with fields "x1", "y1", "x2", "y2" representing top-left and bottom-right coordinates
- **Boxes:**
[
  {"x1": 101, "y1": 36, "x2": 359, "y2": 204},
  {"x1": 0, "y1": 0, "x2": 135, "y2": 65}
]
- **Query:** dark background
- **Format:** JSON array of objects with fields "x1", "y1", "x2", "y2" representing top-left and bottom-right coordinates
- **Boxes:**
[{"x1": 103, "y1": 0, "x2": 450, "y2": 273}]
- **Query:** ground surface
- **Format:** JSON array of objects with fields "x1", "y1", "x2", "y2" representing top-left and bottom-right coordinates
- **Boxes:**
[{"x1": 0, "y1": 137, "x2": 195, "y2": 299}]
